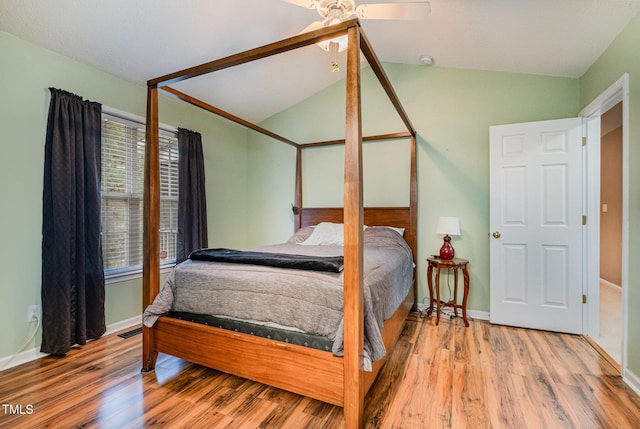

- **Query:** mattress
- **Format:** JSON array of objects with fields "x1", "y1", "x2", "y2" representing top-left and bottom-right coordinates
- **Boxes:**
[{"x1": 143, "y1": 226, "x2": 414, "y2": 370}]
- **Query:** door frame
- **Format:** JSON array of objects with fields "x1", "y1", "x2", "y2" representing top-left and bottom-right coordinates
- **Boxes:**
[{"x1": 579, "y1": 73, "x2": 629, "y2": 375}]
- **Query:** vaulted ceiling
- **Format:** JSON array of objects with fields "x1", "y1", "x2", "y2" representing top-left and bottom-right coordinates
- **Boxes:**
[{"x1": 1, "y1": 0, "x2": 639, "y2": 122}]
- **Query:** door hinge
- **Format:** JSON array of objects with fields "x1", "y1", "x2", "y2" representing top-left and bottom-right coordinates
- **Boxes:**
[
  {"x1": 582, "y1": 215, "x2": 587, "y2": 225},
  {"x1": 582, "y1": 136, "x2": 587, "y2": 146},
  {"x1": 582, "y1": 294, "x2": 587, "y2": 304}
]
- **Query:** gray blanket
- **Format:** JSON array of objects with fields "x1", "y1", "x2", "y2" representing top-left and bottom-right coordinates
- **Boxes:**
[{"x1": 143, "y1": 227, "x2": 414, "y2": 371}]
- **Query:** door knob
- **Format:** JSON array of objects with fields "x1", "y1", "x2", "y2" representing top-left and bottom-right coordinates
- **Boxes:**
[{"x1": 492, "y1": 231, "x2": 501, "y2": 239}]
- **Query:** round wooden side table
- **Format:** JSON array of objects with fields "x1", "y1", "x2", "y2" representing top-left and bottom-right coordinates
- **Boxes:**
[{"x1": 426, "y1": 257, "x2": 470, "y2": 326}]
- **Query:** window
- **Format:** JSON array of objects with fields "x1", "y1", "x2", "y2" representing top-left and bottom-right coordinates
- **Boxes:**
[{"x1": 101, "y1": 111, "x2": 179, "y2": 279}]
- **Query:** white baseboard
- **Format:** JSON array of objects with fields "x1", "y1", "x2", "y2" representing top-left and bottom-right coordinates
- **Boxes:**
[
  {"x1": 415, "y1": 303, "x2": 490, "y2": 321},
  {"x1": 600, "y1": 278, "x2": 621, "y2": 289},
  {"x1": 624, "y1": 367, "x2": 640, "y2": 396},
  {"x1": 0, "y1": 314, "x2": 142, "y2": 372},
  {"x1": 104, "y1": 314, "x2": 142, "y2": 336},
  {"x1": 0, "y1": 348, "x2": 48, "y2": 372},
  {"x1": 467, "y1": 309, "x2": 490, "y2": 321}
]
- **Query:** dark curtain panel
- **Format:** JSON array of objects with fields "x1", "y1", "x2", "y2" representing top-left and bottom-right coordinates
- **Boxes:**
[
  {"x1": 176, "y1": 128, "x2": 208, "y2": 263},
  {"x1": 41, "y1": 88, "x2": 105, "y2": 355}
]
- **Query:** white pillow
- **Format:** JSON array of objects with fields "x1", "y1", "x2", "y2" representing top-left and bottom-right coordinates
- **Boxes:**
[
  {"x1": 300, "y1": 222, "x2": 345, "y2": 246},
  {"x1": 385, "y1": 226, "x2": 405, "y2": 236}
]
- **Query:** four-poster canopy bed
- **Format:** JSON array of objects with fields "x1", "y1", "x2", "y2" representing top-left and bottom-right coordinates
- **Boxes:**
[{"x1": 142, "y1": 19, "x2": 417, "y2": 428}]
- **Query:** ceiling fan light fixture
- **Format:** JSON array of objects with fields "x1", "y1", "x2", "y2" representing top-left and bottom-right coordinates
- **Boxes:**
[
  {"x1": 317, "y1": 35, "x2": 349, "y2": 52},
  {"x1": 301, "y1": 20, "x2": 349, "y2": 52},
  {"x1": 317, "y1": 0, "x2": 356, "y2": 20}
]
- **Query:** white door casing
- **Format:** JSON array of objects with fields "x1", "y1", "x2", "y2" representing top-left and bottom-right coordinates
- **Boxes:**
[
  {"x1": 490, "y1": 118, "x2": 583, "y2": 334},
  {"x1": 580, "y1": 73, "x2": 629, "y2": 372}
]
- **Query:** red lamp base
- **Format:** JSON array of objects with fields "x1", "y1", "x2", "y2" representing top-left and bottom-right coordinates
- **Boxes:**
[{"x1": 439, "y1": 235, "x2": 455, "y2": 260}]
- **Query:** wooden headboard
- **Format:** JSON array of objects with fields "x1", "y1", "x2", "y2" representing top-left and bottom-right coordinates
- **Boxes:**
[{"x1": 299, "y1": 206, "x2": 417, "y2": 264}]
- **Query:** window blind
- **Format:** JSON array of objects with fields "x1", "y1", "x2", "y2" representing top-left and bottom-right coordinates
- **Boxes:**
[{"x1": 101, "y1": 113, "x2": 178, "y2": 276}]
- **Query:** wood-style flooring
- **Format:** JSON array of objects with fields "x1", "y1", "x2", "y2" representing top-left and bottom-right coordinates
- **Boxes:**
[{"x1": 1, "y1": 314, "x2": 639, "y2": 428}]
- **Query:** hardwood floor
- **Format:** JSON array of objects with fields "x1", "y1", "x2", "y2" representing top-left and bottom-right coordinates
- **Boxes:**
[{"x1": 1, "y1": 314, "x2": 639, "y2": 428}]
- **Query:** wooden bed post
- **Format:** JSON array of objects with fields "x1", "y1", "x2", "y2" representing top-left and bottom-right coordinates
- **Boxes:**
[
  {"x1": 294, "y1": 146, "x2": 302, "y2": 231},
  {"x1": 343, "y1": 23, "x2": 365, "y2": 429},
  {"x1": 410, "y1": 135, "x2": 418, "y2": 311},
  {"x1": 142, "y1": 84, "x2": 160, "y2": 371}
]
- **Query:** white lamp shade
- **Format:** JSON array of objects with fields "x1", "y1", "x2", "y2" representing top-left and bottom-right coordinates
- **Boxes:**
[{"x1": 435, "y1": 217, "x2": 460, "y2": 236}]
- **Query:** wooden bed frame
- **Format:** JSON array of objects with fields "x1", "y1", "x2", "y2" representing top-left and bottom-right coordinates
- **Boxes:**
[{"x1": 142, "y1": 19, "x2": 417, "y2": 429}]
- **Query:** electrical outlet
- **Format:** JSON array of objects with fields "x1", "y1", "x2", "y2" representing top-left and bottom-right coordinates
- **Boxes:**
[{"x1": 27, "y1": 305, "x2": 41, "y2": 322}]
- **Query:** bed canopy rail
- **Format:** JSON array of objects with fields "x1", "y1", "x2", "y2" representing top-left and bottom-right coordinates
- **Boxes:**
[
  {"x1": 161, "y1": 86, "x2": 299, "y2": 147},
  {"x1": 149, "y1": 19, "x2": 415, "y2": 147},
  {"x1": 144, "y1": 18, "x2": 416, "y2": 429},
  {"x1": 301, "y1": 131, "x2": 413, "y2": 148}
]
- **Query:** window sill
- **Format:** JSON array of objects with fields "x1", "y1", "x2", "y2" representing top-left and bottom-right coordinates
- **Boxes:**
[{"x1": 105, "y1": 264, "x2": 175, "y2": 285}]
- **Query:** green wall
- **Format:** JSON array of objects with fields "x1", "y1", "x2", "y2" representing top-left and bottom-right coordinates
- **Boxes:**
[
  {"x1": 0, "y1": 31, "x2": 249, "y2": 360},
  {"x1": 248, "y1": 64, "x2": 580, "y2": 315},
  {"x1": 580, "y1": 12, "x2": 640, "y2": 376},
  {"x1": 3, "y1": 10, "x2": 639, "y2": 381}
]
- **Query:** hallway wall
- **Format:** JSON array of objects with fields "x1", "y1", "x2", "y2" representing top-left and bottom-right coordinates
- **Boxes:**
[{"x1": 600, "y1": 104, "x2": 623, "y2": 286}]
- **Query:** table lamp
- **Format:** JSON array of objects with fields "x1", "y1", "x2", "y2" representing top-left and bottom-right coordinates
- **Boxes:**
[{"x1": 435, "y1": 217, "x2": 460, "y2": 260}]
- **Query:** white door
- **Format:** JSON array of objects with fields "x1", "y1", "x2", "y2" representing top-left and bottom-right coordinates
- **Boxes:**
[{"x1": 490, "y1": 118, "x2": 583, "y2": 334}]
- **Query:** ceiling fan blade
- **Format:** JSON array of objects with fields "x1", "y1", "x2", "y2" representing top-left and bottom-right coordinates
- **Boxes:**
[
  {"x1": 355, "y1": 2, "x2": 430, "y2": 20},
  {"x1": 282, "y1": 0, "x2": 318, "y2": 9}
]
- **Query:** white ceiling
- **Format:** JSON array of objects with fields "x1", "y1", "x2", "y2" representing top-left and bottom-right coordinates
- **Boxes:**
[{"x1": 1, "y1": 0, "x2": 639, "y2": 123}]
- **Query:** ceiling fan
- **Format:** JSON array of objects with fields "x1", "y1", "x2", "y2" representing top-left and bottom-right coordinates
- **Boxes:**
[
  {"x1": 284, "y1": 0, "x2": 430, "y2": 71},
  {"x1": 283, "y1": 0, "x2": 431, "y2": 24}
]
